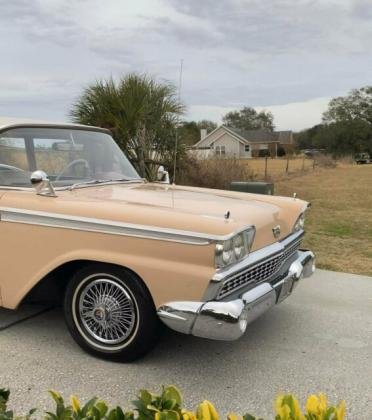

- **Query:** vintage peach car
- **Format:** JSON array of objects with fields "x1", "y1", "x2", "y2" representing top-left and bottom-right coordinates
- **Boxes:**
[{"x1": 0, "y1": 118, "x2": 315, "y2": 361}]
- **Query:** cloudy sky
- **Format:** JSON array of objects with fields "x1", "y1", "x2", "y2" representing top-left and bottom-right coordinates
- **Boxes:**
[{"x1": 0, "y1": 0, "x2": 371, "y2": 131}]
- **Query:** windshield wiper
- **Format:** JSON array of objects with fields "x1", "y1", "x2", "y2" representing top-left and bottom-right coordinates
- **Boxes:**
[{"x1": 68, "y1": 178, "x2": 142, "y2": 191}]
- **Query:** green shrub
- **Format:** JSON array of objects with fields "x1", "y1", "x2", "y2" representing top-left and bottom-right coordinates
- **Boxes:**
[
  {"x1": 0, "y1": 386, "x2": 346, "y2": 420},
  {"x1": 0, "y1": 388, "x2": 36, "y2": 420}
]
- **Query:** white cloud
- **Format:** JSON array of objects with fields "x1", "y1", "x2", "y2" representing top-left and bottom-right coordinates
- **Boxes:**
[
  {"x1": 0, "y1": 0, "x2": 370, "y2": 130},
  {"x1": 256, "y1": 97, "x2": 331, "y2": 131},
  {"x1": 186, "y1": 105, "x2": 234, "y2": 124},
  {"x1": 188, "y1": 97, "x2": 331, "y2": 131}
]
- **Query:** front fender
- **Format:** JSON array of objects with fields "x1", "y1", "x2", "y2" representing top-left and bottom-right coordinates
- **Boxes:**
[{"x1": 0, "y1": 222, "x2": 214, "y2": 309}]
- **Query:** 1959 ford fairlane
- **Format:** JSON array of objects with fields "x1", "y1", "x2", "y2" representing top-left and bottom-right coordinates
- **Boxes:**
[{"x1": 0, "y1": 117, "x2": 315, "y2": 361}]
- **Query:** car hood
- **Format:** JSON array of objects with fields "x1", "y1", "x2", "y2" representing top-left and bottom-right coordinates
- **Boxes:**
[{"x1": 2, "y1": 182, "x2": 308, "y2": 250}]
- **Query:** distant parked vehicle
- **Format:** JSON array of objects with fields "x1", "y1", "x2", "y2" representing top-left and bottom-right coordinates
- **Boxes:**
[
  {"x1": 355, "y1": 153, "x2": 370, "y2": 164},
  {"x1": 302, "y1": 149, "x2": 325, "y2": 157}
]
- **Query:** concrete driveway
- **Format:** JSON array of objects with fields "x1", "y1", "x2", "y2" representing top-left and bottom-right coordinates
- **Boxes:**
[{"x1": 1, "y1": 269, "x2": 371, "y2": 419}]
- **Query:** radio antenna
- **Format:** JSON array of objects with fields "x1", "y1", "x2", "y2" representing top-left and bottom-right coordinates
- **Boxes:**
[{"x1": 172, "y1": 59, "x2": 183, "y2": 185}]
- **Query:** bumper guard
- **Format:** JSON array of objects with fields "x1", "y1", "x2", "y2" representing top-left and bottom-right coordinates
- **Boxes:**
[{"x1": 157, "y1": 249, "x2": 315, "y2": 341}]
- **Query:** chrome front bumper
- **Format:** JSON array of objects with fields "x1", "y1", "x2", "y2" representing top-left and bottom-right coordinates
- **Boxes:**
[{"x1": 157, "y1": 249, "x2": 315, "y2": 341}]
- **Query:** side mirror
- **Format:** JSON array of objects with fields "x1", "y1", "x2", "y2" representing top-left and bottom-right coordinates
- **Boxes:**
[
  {"x1": 30, "y1": 170, "x2": 57, "y2": 197},
  {"x1": 157, "y1": 165, "x2": 170, "y2": 184}
]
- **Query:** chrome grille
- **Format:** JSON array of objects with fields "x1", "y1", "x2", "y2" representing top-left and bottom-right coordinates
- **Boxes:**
[
  {"x1": 283, "y1": 239, "x2": 302, "y2": 260},
  {"x1": 217, "y1": 239, "x2": 302, "y2": 299}
]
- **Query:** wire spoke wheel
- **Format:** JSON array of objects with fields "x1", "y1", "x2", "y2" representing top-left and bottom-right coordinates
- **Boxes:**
[
  {"x1": 65, "y1": 264, "x2": 160, "y2": 361},
  {"x1": 77, "y1": 277, "x2": 137, "y2": 345}
]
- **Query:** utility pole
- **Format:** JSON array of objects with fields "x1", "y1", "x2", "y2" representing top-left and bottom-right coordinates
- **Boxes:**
[{"x1": 172, "y1": 59, "x2": 183, "y2": 185}]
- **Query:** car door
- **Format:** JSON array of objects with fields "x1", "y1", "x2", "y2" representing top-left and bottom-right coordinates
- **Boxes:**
[{"x1": 0, "y1": 132, "x2": 34, "y2": 308}]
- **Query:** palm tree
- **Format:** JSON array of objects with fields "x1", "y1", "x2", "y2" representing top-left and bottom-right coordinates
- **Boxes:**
[{"x1": 70, "y1": 74, "x2": 185, "y2": 179}]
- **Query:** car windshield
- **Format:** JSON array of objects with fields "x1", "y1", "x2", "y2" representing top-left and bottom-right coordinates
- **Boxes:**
[{"x1": 0, "y1": 127, "x2": 141, "y2": 188}]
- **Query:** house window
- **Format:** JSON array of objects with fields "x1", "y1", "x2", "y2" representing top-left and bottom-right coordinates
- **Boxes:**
[
  {"x1": 215, "y1": 145, "x2": 225, "y2": 156},
  {"x1": 245, "y1": 145, "x2": 250, "y2": 152}
]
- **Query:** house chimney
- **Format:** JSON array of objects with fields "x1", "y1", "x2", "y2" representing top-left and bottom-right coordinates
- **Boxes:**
[{"x1": 200, "y1": 129, "x2": 207, "y2": 140}]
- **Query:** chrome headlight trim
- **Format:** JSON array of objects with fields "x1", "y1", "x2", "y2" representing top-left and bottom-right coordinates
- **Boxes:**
[
  {"x1": 215, "y1": 227, "x2": 256, "y2": 268},
  {"x1": 293, "y1": 212, "x2": 306, "y2": 233}
]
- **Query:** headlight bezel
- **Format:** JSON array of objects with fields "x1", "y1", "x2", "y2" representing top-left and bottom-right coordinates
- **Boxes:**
[
  {"x1": 293, "y1": 212, "x2": 306, "y2": 233},
  {"x1": 215, "y1": 227, "x2": 255, "y2": 269}
]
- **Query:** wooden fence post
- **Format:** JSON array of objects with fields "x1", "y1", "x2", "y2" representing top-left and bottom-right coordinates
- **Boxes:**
[
  {"x1": 265, "y1": 157, "x2": 268, "y2": 180},
  {"x1": 286, "y1": 156, "x2": 289, "y2": 173},
  {"x1": 302, "y1": 156, "x2": 305, "y2": 171}
]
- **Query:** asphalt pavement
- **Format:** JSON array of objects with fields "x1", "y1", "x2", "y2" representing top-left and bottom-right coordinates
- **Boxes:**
[{"x1": 0, "y1": 269, "x2": 371, "y2": 419}]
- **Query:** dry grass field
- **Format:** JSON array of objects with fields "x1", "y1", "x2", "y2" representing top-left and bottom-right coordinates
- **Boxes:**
[{"x1": 275, "y1": 164, "x2": 372, "y2": 276}]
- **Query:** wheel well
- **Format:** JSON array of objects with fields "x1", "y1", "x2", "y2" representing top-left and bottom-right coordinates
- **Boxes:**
[{"x1": 22, "y1": 260, "x2": 150, "y2": 307}]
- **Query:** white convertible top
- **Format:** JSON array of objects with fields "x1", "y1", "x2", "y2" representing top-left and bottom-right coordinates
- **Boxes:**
[{"x1": 0, "y1": 116, "x2": 109, "y2": 134}]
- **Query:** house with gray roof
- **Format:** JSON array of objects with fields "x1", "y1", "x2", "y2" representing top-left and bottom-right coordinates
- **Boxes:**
[{"x1": 192, "y1": 125, "x2": 293, "y2": 158}]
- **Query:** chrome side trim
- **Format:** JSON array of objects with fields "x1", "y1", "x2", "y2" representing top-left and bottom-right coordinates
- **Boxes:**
[
  {"x1": 0, "y1": 206, "x2": 251, "y2": 245},
  {"x1": 0, "y1": 186, "x2": 32, "y2": 191}
]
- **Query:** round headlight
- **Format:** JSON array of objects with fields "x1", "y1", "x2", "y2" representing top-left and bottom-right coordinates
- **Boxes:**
[
  {"x1": 293, "y1": 213, "x2": 306, "y2": 232},
  {"x1": 222, "y1": 239, "x2": 234, "y2": 265},
  {"x1": 233, "y1": 233, "x2": 244, "y2": 259},
  {"x1": 243, "y1": 228, "x2": 255, "y2": 253},
  {"x1": 215, "y1": 227, "x2": 255, "y2": 268}
]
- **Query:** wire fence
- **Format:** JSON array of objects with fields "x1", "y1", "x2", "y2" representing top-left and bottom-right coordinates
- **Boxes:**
[{"x1": 243, "y1": 157, "x2": 316, "y2": 180}]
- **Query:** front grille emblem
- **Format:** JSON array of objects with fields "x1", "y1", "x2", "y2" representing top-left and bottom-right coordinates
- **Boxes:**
[{"x1": 272, "y1": 225, "x2": 281, "y2": 238}]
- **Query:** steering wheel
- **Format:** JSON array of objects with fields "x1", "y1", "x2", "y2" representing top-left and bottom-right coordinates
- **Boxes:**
[{"x1": 56, "y1": 159, "x2": 91, "y2": 181}]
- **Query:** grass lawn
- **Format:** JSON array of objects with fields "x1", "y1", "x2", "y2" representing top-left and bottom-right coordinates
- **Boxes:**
[{"x1": 275, "y1": 164, "x2": 372, "y2": 276}]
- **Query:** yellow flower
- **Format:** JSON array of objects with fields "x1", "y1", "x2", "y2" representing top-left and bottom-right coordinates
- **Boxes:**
[
  {"x1": 335, "y1": 400, "x2": 346, "y2": 420},
  {"x1": 306, "y1": 395, "x2": 319, "y2": 414},
  {"x1": 275, "y1": 396, "x2": 293, "y2": 420},
  {"x1": 196, "y1": 402, "x2": 210, "y2": 420},
  {"x1": 70, "y1": 395, "x2": 81, "y2": 413},
  {"x1": 275, "y1": 395, "x2": 285, "y2": 414},
  {"x1": 205, "y1": 401, "x2": 219, "y2": 420},
  {"x1": 318, "y1": 394, "x2": 328, "y2": 413},
  {"x1": 182, "y1": 411, "x2": 197, "y2": 420},
  {"x1": 196, "y1": 401, "x2": 219, "y2": 420},
  {"x1": 227, "y1": 413, "x2": 243, "y2": 420},
  {"x1": 291, "y1": 396, "x2": 303, "y2": 419},
  {"x1": 276, "y1": 404, "x2": 291, "y2": 420},
  {"x1": 49, "y1": 390, "x2": 63, "y2": 404}
]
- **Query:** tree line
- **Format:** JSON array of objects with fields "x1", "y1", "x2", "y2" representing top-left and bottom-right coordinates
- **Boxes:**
[
  {"x1": 71, "y1": 74, "x2": 372, "y2": 179},
  {"x1": 295, "y1": 86, "x2": 372, "y2": 156}
]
